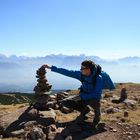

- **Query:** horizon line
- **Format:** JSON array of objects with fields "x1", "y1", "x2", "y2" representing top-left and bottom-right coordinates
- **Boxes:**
[{"x1": 0, "y1": 53, "x2": 140, "y2": 60}]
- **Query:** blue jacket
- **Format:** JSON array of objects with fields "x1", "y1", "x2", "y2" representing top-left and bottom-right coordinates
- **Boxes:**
[{"x1": 51, "y1": 66, "x2": 102, "y2": 100}]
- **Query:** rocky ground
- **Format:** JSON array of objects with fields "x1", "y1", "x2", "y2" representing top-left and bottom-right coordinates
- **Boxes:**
[{"x1": 0, "y1": 83, "x2": 140, "y2": 140}]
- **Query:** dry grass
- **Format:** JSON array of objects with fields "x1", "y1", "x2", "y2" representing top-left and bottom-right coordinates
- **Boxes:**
[
  {"x1": 0, "y1": 103, "x2": 29, "y2": 117},
  {"x1": 55, "y1": 110, "x2": 78, "y2": 122}
]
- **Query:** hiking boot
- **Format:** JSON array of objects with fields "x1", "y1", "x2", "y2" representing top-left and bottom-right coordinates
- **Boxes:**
[
  {"x1": 91, "y1": 124, "x2": 97, "y2": 132},
  {"x1": 97, "y1": 122, "x2": 106, "y2": 131},
  {"x1": 91, "y1": 120, "x2": 99, "y2": 132}
]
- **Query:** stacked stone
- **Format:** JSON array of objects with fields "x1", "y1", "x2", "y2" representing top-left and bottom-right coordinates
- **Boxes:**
[
  {"x1": 33, "y1": 66, "x2": 52, "y2": 104},
  {"x1": 120, "y1": 88, "x2": 127, "y2": 102}
]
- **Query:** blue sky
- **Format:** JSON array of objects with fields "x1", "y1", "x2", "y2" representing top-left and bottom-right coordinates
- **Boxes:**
[{"x1": 0, "y1": 0, "x2": 140, "y2": 58}]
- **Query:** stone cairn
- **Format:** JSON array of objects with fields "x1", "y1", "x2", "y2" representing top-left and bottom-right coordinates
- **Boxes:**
[
  {"x1": 33, "y1": 66, "x2": 52, "y2": 110},
  {"x1": 112, "y1": 87, "x2": 127, "y2": 104},
  {"x1": 120, "y1": 87, "x2": 127, "y2": 102}
]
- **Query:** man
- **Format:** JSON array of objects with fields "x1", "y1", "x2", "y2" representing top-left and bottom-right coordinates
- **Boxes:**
[{"x1": 42, "y1": 60, "x2": 102, "y2": 130}]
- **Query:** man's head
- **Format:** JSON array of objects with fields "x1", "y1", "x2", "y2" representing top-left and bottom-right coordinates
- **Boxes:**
[{"x1": 81, "y1": 60, "x2": 95, "y2": 76}]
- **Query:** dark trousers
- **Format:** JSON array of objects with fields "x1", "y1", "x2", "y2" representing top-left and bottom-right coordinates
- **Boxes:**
[{"x1": 61, "y1": 95, "x2": 101, "y2": 125}]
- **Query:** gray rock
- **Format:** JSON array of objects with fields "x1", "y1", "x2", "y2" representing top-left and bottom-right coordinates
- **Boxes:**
[
  {"x1": 0, "y1": 135, "x2": 3, "y2": 139},
  {"x1": 46, "y1": 101, "x2": 56, "y2": 109},
  {"x1": 25, "y1": 126, "x2": 46, "y2": 140},
  {"x1": 61, "y1": 106, "x2": 73, "y2": 114},
  {"x1": 63, "y1": 92, "x2": 69, "y2": 96},
  {"x1": 121, "y1": 118, "x2": 126, "y2": 123},
  {"x1": 123, "y1": 99, "x2": 137, "y2": 108},
  {"x1": 137, "y1": 124, "x2": 140, "y2": 126},
  {"x1": 124, "y1": 110, "x2": 129, "y2": 117},
  {"x1": 57, "y1": 127, "x2": 65, "y2": 133},
  {"x1": 0, "y1": 106, "x2": 28, "y2": 135},
  {"x1": 128, "y1": 135, "x2": 132, "y2": 139},
  {"x1": 54, "y1": 104, "x2": 60, "y2": 110},
  {"x1": 47, "y1": 131, "x2": 57, "y2": 140},
  {"x1": 56, "y1": 93, "x2": 68, "y2": 101},
  {"x1": 39, "y1": 108, "x2": 56, "y2": 125},
  {"x1": 104, "y1": 93, "x2": 113, "y2": 98},
  {"x1": 50, "y1": 95, "x2": 56, "y2": 100},
  {"x1": 41, "y1": 108, "x2": 56, "y2": 119},
  {"x1": 44, "y1": 124, "x2": 57, "y2": 135},
  {"x1": 10, "y1": 129, "x2": 25, "y2": 137},
  {"x1": 24, "y1": 121, "x2": 38, "y2": 129},
  {"x1": 27, "y1": 108, "x2": 39, "y2": 119},
  {"x1": 106, "y1": 106, "x2": 120, "y2": 114},
  {"x1": 120, "y1": 88, "x2": 127, "y2": 101},
  {"x1": 113, "y1": 129, "x2": 117, "y2": 132},
  {"x1": 45, "y1": 125, "x2": 65, "y2": 140},
  {"x1": 65, "y1": 136, "x2": 72, "y2": 140},
  {"x1": 34, "y1": 94, "x2": 50, "y2": 104}
]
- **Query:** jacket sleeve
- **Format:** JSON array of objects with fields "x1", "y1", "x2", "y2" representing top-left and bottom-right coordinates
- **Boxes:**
[
  {"x1": 51, "y1": 65, "x2": 81, "y2": 81},
  {"x1": 95, "y1": 75, "x2": 103, "y2": 94}
]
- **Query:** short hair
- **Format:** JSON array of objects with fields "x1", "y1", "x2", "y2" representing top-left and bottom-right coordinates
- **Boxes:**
[{"x1": 81, "y1": 60, "x2": 95, "y2": 73}]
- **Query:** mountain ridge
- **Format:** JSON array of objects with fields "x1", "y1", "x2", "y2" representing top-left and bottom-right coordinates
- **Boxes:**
[{"x1": 0, "y1": 53, "x2": 140, "y2": 92}]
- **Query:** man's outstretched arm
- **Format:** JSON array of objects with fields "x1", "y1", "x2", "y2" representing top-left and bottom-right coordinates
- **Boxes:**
[{"x1": 42, "y1": 64, "x2": 81, "y2": 81}]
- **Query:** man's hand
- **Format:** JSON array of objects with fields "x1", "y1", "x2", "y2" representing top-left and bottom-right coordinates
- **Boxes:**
[{"x1": 42, "y1": 64, "x2": 52, "y2": 69}]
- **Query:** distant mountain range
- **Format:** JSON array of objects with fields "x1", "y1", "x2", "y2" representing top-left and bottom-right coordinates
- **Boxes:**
[{"x1": 0, "y1": 54, "x2": 140, "y2": 92}]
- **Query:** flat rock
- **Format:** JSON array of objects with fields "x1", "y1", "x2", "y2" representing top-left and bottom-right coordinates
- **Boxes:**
[
  {"x1": 38, "y1": 108, "x2": 56, "y2": 125},
  {"x1": 123, "y1": 99, "x2": 137, "y2": 108},
  {"x1": 61, "y1": 106, "x2": 73, "y2": 114},
  {"x1": 26, "y1": 108, "x2": 39, "y2": 119},
  {"x1": 106, "y1": 106, "x2": 120, "y2": 114},
  {"x1": 10, "y1": 129, "x2": 25, "y2": 137},
  {"x1": 0, "y1": 106, "x2": 28, "y2": 135}
]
